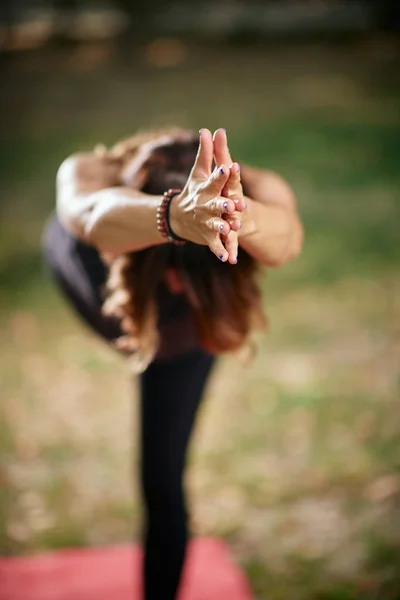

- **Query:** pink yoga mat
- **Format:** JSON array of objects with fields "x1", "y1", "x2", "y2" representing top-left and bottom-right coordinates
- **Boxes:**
[{"x1": 0, "y1": 537, "x2": 253, "y2": 600}]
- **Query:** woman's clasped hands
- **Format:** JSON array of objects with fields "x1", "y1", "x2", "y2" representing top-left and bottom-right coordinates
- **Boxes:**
[{"x1": 169, "y1": 128, "x2": 247, "y2": 264}]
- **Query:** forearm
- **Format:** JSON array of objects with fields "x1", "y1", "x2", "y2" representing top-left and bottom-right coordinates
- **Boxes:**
[
  {"x1": 56, "y1": 154, "x2": 166, "y2": 255},
  {"x1": 85, "y1": 188, "x2": 166, "y2": 254},
  {"x1": 58, "y1": 186, "x2": 165, "y2": 255},
  {"x1": 239, "y1": 197, "x2": 304, "y2": 267}
]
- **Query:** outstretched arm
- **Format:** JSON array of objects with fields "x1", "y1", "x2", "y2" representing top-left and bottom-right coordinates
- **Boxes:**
[
  {"x1": 56, "y1": 133, "x2": 245, "y2": 261},
  {"x1": 240, "y1": 164, "x2": 304, "y2": 267},
  {"x1": 213, "y1": 129, "x2": 304, "y2": 268},
  {"x1": 56, "y1": 152, "x2": 166, "y2": 256}
]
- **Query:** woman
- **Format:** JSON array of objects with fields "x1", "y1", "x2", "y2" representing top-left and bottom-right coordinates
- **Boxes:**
[{"x1": 43, "y1": 127, "x2": 303, "y2": 599}]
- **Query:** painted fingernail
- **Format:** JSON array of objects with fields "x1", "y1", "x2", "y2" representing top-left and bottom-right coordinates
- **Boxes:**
[
  {"x1": 219, "y1": 254, "x2": 224, "y2": 261},
  {"x1": 219, "y1": 224, "x2": 225, "y2": 233},
  {"x1": 235, "y1": 163, "x2": 240, "y2": 172},
  {"x1": 219, "y1": 166, "x2": 225, "y2": 175},
  {"x1": 223, "y1": 201, "x2": 228, "y2": 211}
]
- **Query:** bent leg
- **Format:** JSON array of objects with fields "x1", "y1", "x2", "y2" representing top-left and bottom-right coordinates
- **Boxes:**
[{"x1": 42, "y1": 213, "x2": 122, "y2": 342}]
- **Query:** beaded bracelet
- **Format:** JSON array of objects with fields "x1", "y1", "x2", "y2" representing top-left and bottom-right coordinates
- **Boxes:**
[{"x1": 156, "y1": 188, "x2": 186, "y2": 245}]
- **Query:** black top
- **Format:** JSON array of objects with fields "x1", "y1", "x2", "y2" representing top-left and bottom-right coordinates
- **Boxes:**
[{"x1": 42, "y1": 213, "x2": 199, "y2": 361}]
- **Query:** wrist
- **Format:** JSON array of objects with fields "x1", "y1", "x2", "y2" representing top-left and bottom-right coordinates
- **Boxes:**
[
  {"x1": 156, "y1": 188, "x2": 186, "y2": 245},
  {"x1": 168, "y1": 191, "x2": 186, "y2": 240}
]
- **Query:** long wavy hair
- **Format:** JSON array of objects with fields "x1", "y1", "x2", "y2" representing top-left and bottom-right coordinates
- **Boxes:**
[{"x1": 99, "y1": 127, "x2": 266, "y2": 372}]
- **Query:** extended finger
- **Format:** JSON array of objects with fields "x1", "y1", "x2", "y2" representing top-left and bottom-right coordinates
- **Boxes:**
[
  {"x1": 206, "y1": 216, "x2": 231, "y2": 236},
  {"x1": 213, "y1": 128, "x2": 232, "y2": 167},
  {"x1": 224, "y1": 230, "x2": 239, "y2": 265},
  {"x1": 208, "y1": 235, "x2": 229, "y2": 262},
  {"x1": 202, "y1": 164, "x2": 230, "y2": 197},
  {"x1": 206, "y1": 195, "x2": 236, "y2": 215},
  {"x1": 224, "y1": 162, "x2": 243, "y2": 196},
  {"x1": 190, "y1": 128, "x2": 213, "y2": 180},
  {"x1": 228, "y1": 194, "x2": 247, "y2": 213},
  {"x1": 223, "y1": 215, "x2": 242, "y2": 232}
]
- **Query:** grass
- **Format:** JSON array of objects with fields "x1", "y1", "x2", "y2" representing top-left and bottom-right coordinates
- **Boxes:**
[{"x1": 0, "y1": 36, "x2": 399, "y2": 598}]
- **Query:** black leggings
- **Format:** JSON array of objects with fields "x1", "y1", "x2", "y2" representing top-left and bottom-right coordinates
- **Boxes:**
[
  {"x1": 140, "y1": 351, "x2": 214, "y2": 598},
  {"x1": 43, "y1": 215, "x2": 215, "y2": 600}
]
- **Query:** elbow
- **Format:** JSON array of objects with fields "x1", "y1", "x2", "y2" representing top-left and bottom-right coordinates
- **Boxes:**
[
  {"x1": 82, "y1": 210, "x2": 105, "y2": 250},
  {"x1": 56, "y1": 201, "x2": 86, "y2": 242},
  {"x1": 56, "y1": 159, "x2": 91, "y2": 243},
  {"x1": 82, "y1": 199, "x2": 123, "y2": 255},
  {"x1": 263, "y1": 216, "x2": 304, "y2": 269},
  {"x1": 83, "y1": 217, "x2": 117, "y2": 255},
  {"x1": 286, "y1": 218, "x2": 304, "y2": 262},
  {"x1": 263, "y1": 253, "x2": 291, "y2": 269}
]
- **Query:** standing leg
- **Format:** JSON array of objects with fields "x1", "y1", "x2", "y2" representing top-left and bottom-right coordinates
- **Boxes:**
[{"x1": 139, "y1": 348, "x2": 215, "y2": 600}]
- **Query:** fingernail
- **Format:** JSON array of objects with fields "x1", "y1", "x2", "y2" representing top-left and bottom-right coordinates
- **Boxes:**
[
  {"x1": 235, "y1": 257, "x2": 238, "y2": 263},
  {"x1": 219, "y1": 254, "x2": 224, "y2": 261},
  {"x1": 219, "y1": 166, "x2": 225, "y2": 175},
  {"x1": 199, "y1": 128, "x2": 203, "y2": 134},
  {"x1": 238, "y1": 221, "x2": 242, "y2": 229},
  {"x1": 219, "y1": 224, "x2": 225, "y2": 233},
  {"x1": 244, "y1": 201, "x2": 248, "y2": 209},
  {"x1": 223, "y1": 201, "x2": 228, "y2": 211},
  {"x1": 235, "y1": 163, "x2": 240, "y2": 172}
]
